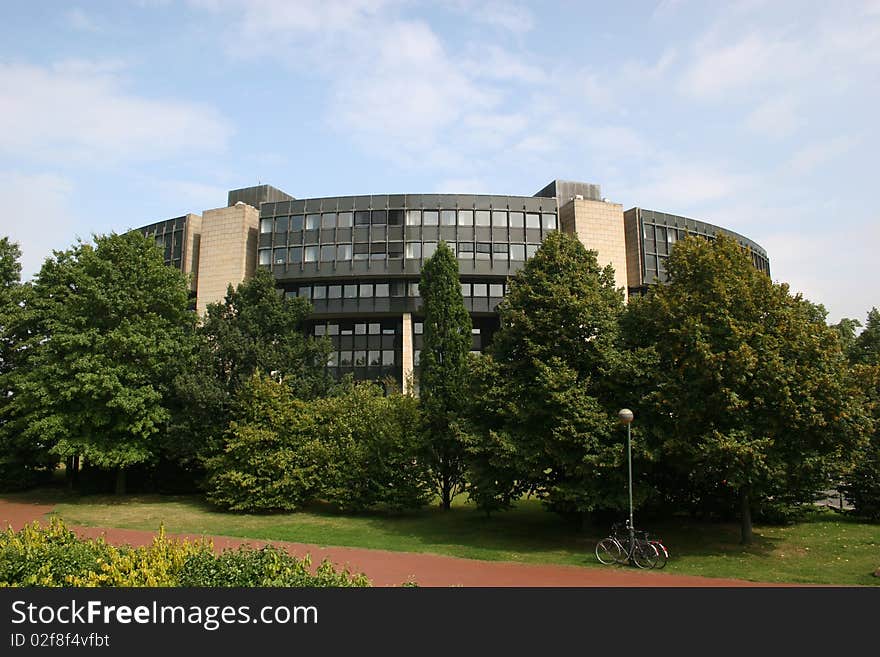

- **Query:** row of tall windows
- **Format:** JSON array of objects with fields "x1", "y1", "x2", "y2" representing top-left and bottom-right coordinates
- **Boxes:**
[
  {"x1": 260, "y1": 242, "x2": 542, "y2": 266},
  {"x1": 260, "y1": 210, "x2": 557, "y2": 233}
]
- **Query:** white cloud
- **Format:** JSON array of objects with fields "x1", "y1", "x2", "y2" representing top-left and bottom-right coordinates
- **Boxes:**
[
  {"x1": 0, "y1": 61, "x2": 233, "y2": 166},
  {"x1": 761, "y1": 222, "x2": 879, "y2": 323},
  {"x1": 787, "y1": 136, "x2": 857, "y2": 175},
  {"x1": 744, "y1": 95, "x2": 805, "y2": 138},
  {"x1": 446, "y1": 0, "x2": 535, "y2": 34},
  {"x1": 622, "y1": 161, "x2": 755, "y2": 209},
  {"x1": 65, "y1": 8, "x2": 102, "y2": 32},
  {"x1": 0, "y1": 172, "x2": 78, "y2": 280}
]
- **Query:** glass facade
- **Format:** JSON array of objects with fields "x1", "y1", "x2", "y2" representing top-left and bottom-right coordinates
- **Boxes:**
[{"x1": 139, "y1": 216, "x2": 186, "y2": 270}]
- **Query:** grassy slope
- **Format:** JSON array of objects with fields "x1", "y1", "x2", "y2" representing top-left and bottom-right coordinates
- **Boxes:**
[{"x1": 6, "y1": 490, "x2": 879, "y2": 585}]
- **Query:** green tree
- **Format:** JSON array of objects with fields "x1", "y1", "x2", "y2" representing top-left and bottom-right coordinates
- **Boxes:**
[
  {"x1": 0, "y1": 238, "x2": 55, "y2": 490},
  {"x1": 169, "y1": 267, "x2": 332, "y2": 467},
  {"x1": 830, "y1": 317, "x2": 862, "y2": 359},
  {"x1": 851, "y1": 307, "x2": 880, "y2": 365},
  {"x1": 635, "y1": 234, "x2": 862, "y2": 543},
  {"x1": 484, "y1": 231, "x2": 629, "y2": 522},
  {"x1": 842, "y1": 364, "x2": 880, "y2": 518},
  {"x1": 3, "y1": 232, "x2": 196, "y2": 494},
  {"x1": 418, "y1": 241, "x2": 472, "y2": 510},
  {"x1": 206, "y1": 374, "x2": 431, "y2": 512}
]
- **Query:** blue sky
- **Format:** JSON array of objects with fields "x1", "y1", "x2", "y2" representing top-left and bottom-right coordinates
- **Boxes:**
[{"x1": 1, "y1": 0, "x2": 878, "y2": 323}]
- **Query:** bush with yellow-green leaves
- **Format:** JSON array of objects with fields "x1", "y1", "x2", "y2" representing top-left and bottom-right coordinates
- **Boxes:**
[{"x1": 0, "y1": 517, "x2": 369, "y2": 587}]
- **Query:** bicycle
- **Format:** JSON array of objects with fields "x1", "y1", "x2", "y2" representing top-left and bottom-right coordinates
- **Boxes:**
[
  {"x1": 595, "y1": 522, "x2": 659, "y2": 569},
  {"x1": 648, "y1": 537, "x2": 669, "y2": 569}
]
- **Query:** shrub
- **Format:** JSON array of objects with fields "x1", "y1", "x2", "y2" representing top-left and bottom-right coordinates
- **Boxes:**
[
  {"x1": 0, "y1": 518, "x2": 369, "y2": 587},
  {"x1": 206, "y1": 374, "x2": 431, "y2": 513}
]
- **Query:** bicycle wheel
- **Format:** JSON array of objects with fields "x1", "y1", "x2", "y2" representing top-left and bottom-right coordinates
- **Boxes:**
[
  {"x1": 595, "y1": 538, "x2": 623, "y2": 565},
  {"x1": 632, "y1": 541, "x2": 659, "y2": 569},
  {"x1": 652, "y1": 542, "x2": 668, "y2": 569}
]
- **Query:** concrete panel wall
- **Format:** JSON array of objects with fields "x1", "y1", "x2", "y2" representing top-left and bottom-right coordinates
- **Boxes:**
[
  {"x1": 559, "y1": 198, "x2": 628, "y2": 299},
  {"x1": 182, "y1": 213, "x2": 202, "y2": 293},
  {"x1": 196, "y1": 203, "x2": 259, "y2": 314},
  {"x1": 401, "y1": 312, "x2": 413, "y2": 395}
]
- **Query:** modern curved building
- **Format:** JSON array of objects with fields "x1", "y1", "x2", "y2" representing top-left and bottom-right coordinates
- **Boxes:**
[{"x1": 136, "y1": 179, "x2": 770, "y2": 392}]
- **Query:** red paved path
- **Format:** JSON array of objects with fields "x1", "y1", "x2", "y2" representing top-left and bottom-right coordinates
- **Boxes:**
[{"x1": 1, "y1": 499, "x2": 781, "y2": 587}]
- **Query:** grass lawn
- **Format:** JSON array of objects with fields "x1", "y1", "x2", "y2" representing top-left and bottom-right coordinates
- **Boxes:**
[{"x1": 5, "y1": 488, "x2": 879, "y2": 585}]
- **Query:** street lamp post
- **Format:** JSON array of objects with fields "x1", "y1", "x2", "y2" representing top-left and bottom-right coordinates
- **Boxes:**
[{"x1": 618, "y1": 408, "x2": 635, "y2": 543}]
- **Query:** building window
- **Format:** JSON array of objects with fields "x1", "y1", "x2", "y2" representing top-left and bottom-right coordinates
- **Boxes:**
[
  {"x1": 423, "y1": 242, "x2": 437, "y2": 259},
  {"x1": 339, "y1": 351, "x2": 353, "y2": 366},
  {"x1": 274, "y1": 216, "x2": 289, "y2": 233},
  {"x1": 355, "y1": 211, "x2": 370, "y2": 225},
  {"x1": 344, "y1": 284, "x2": 358, "y2": 298},
  {"x1": 489, "y1": 283, "x2": 504, "y2": 297},
  {"x1": 369, "y1": 350, "x2": 381, "y2": 366},
  {"x1": 370, "y1": 243, "x2": 386, "y2": 260},
  {"x1": 440, "y1": 210, "x2": 456, "y2": 226},
  {"x1": 328, "y1": 284, "x2": 342, "y2": 299},
  {"x1": 406, "y1": 209, "x2": 421, "y2": 226},
  {"x1": 458, "y1": 210, "x2": 474, "y2": 226},
  {"x1": 375, "y1": 283, "x2": 390, "y2": 297},
  {"x1": 382, "y1": 350, "x2": 394, "y2": 366},
  {"x1": 355, "y1": 323, "x2": 366, "y2": 335},
  {"x1": 414, "y1": 321, "x2": 423, "y2": 335},
  {"x1": 458, "y1": 242, "x2": 474, "y2": 259},
  {"x1": 313, "y1": 285, "x2": 326, "y2": 300},
  {"x1": 476, "y1": 242, "x2": 491, "y2": 260},
  {"x1": 493, "y1": 243, "x2": 508, "y2": 260},
  {"x1": 289, "y1": 247, "x2": 303, "y2": 264},
  {"x1": 273, "y1": 248, "x2": 286, "y2": 265},
  {"x1": 360, "y1": 283, "x2": 373, "y2": 298},
  {"x1": 320, "y1": 245, "x2": 335, "y2": 262},
  {"x1": 388, "y1": 241, "x2": 403, "y2": 258},
  {"x1": 526, "y1": 213, "x2": 540, "y2": 229},
  {"x1": 526, "y1": 243, "x2": 539, "y2": 258},
  {"x1": 388, "y1": 209, "x2": 404, "y2": 226},
  {"x1": 423, "y1": 210, "x2": 439, "y2": 226},
  {"x1": 354, "y1": 350, "x2": 367, "y2": 366},
  {"x1": 414, "y1": 349, "x2": 421, "y2": 366},
  {"x1": 408, "y1": 282, "x2": 420, "y2": 297},
  {"x1": 509, "y1": 244, "x2": 525, "y2": 261},
  {"x1": 475, "y1": 210, "x2": 490, "y2": 226},
  {"x1": 290, "y1": 215, "x2": 304, "y2": 231},
  {"x1": 369, "y1": 323, "x2": 381, "y2": 335},
  {"x1": 306, "y1": 214, "x2": 320, "y2": 230},
  {"x1": 371, "y1": 210, "x2": 387, "y2": 225},
  {"x1": 542, "y1": 213, "x2": 557, "y2": 230},
  {"x1": 461, "y1": 283, "x2": 471, "y2": 296},
  {"x1": 260, "y1": 218, "x2": 273, "y2": 234},
  {"x1": 337, "y1": 244, "x2": 352, "y2": 260},
  {"x1": 353, "y1": 243, "x2": 369, "y2": 260},
  {"x1": 322, "y1": 213, "x2": 336, "y2": 229},
  {"x1": 304, "y1": 246, "x2": 318, "y2": 263},
  {"x1": 314, "y1": 323, "x2": 326, "y2": 336},
  {"x1": 259, "y1": 249, "x2": 271, "y2": 265},
  {"x1": 473, "y1": 283, "x2": 488, "y2": 297},
  {"x1": 406, "y1": 242, "x2": 422, "y2": 259},
  {"x1": 337, "y1": 212, "x2": 353, "y2": 228},
  {"x1": 509, "y1": 212, "x2": 524, "y2": 228},
  {"x1": 492, "y1": 211, "x2": 507, "y2": 227}
]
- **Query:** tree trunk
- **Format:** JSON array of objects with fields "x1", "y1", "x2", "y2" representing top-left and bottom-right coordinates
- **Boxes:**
[
  {"x1": 739, "y1": 484, "x2": 753, "y2": 544},
  {"x1": 441, "y1": 475, "x2": 452, "y2": 510},
  {"x1": 66, "y1": 456, "x2": 75, "y2": 491},
  {"x1": 115, "y1": 468, "x2": 126, "y2": 496},
  {"x1": 72, "y1": 455, "x2": 79, "y2": 488}
]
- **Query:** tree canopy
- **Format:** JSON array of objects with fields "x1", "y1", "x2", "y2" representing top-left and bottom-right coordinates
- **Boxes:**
[
  {"x1": 2, "y1": 232, "x2": 197, "y2": 493},
  {"x1": 629, "y1": 234, "x2": 863, "y2": 542},
  {"x1": 418, "y1": 241, "x2": 472, "y2": 510}
]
